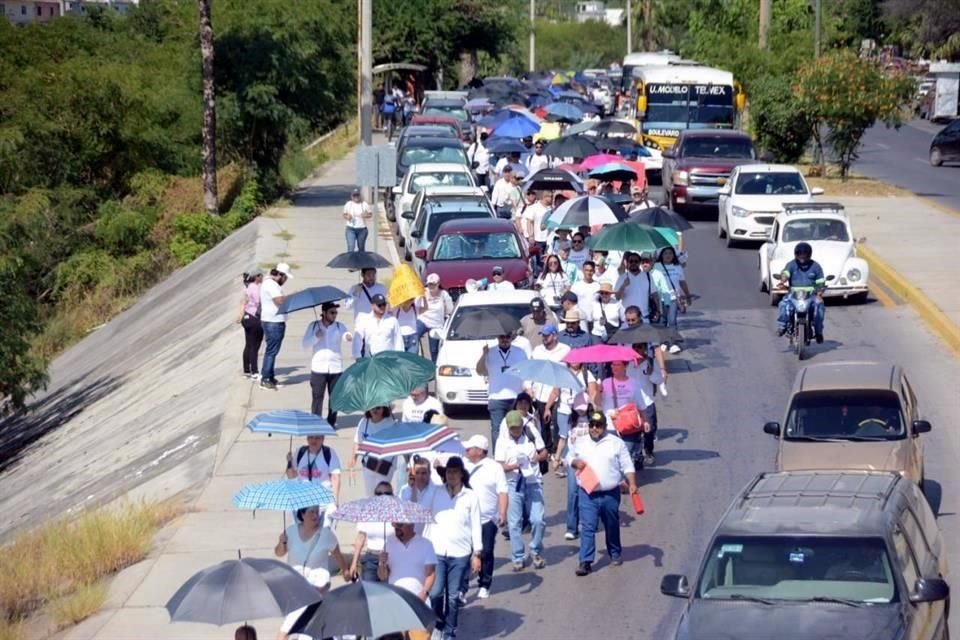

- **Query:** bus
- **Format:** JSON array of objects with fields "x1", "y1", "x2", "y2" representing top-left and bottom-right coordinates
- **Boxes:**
[
  {"x1": 632, "y1": 64, "x2": 746, "y2": 149},
  {"x1": 620, "y1": 51, "x2": 682, "y2": 95}
]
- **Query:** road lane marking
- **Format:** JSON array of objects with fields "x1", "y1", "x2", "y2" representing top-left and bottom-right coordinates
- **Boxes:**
[
  {"x1": 874, "y1": 142, "x2": 890, "y2": 150},
  {"x1": 870, "y1": 284, "x2": 897, "y2": 309}
]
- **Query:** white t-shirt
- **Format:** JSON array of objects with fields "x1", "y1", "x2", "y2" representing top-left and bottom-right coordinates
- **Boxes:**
[
  {"x1": 384, "y1": 535, "x2": 437, "y2": 595},
  {"x1": 571, "y1": 279, "x2": 600, "y2": 323},
  {"x1": 487, "y1": 279, "x2": 515, "y2": 291},
  {"x1": 259, "y1": 278, "x2": 286, "y2": 323},
  {"x1": 567, "y1": 248, "x2": 590, "y2": 270},
  {"x1": 344, "y1": 200, "x2": 372, "y2": 229},
  {"x1": 357, "y1": 520, "x2": 396, "y2": 553},
  {"x1": 285, "y1": 525, "x2": 338, "y2": 587},
  {"x1": 464, "y1": 457, "x2": 508, "y2": 524},
  {"x1": 353, "y1": 314, "x2": 403, "y2": 357},
  {"x1": 393, "y1": 305, "x2": 419, "y2": 337},
  {"x1": 657, "y1": 263, "x2": 686, "y2": 302},
  {"x1": 592, "y1": 300, "x2": 625, "y2": 339},
  {"x1": 292, "y1": 446, "x2": 341, "y2": 490},
  {"x1": 526, "y1": 153, "x2": 550, "y2": 173},
  {"x1": 495, "y1": 424, "x2": 545, "y2": 485},
  {"x1": 615, "y1": 269, "x2": 654, "y2": 317},
  {"x1": 537, "y1": 271, "x2": 568, "y2": 307},
  {"x1": 345, "y1": 282, "x2": 388, "y2": 319},
  {"x1": 529, "y1": 342, "x2": 571, "y2": 403},
  {"x1": 482, "y1": 345, "x2": 528, "y2": 400},
  {"x1": 419, "y1": 291, "x2": 453, "y2": 329},
  {"x1": 521, "y1": 202, "x2": 548, "y2": 242},
  {"x1": 558, "y1": 368, "x2": 596, "y2": 415},
  {"x1": 400, "y1": 395, "x2": 443, "y2": 423}
]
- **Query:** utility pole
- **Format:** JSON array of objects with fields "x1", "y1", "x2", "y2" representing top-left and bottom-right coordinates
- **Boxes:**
[
  {"x1": 360, "y1": 0, "x2": 373, "y2": 146},
  {"x1": 529, "y1": 0, "x2": 535, "y2": 72},
  {"x1": 759, "y1": 0, "x2": 770, "y2": 50},
  {"x1": 198, "y1": 0, "x2": 218, "y2": 215},
  {"x1": 814, "y1": 0, "x2": 822, "y2": 57},
  {"x1": 626, "y1": 0, "x2": 633, "y2": 55}
]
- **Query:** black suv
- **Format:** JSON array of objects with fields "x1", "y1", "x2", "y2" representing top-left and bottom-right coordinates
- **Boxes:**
[
  {"x1": 661, "y1": 471, "x2": 950, "y2": 640},
  {"x1": 930, "y1": 119, "x2": 960, "y2": 167}
]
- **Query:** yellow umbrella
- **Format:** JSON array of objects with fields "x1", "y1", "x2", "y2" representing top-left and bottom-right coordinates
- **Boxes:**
[
  {"x1": 551, "y1": 72, "x2": 569, "y2": 85},
  {"x1": 387, "y1": 264, "x2": 424, "y2": 307},
  {"x1": 534, "y1": 122, "x2": 562, "y2": 141}
]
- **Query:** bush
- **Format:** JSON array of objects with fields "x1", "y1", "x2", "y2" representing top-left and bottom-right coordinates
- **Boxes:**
[
  {"x1": 52, "y1": 250, "x2": 121, "y2": 302},
  {"x1": 94, "y1": 201, "x2": 154, "y2": 255},
  {"x1": 750, "y1": 74, "x2": 812, "y2": 163},
  {"x1": 169, "y1": 212, "x2": 228, "y2": 265}
]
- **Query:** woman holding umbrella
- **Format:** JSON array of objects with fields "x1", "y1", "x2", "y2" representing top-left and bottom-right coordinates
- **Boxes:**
[{"x1": 350, "y1": 406, "x2": 398, "y2": 494}]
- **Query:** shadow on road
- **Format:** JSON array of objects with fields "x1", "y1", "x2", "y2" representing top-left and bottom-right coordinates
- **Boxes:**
[
  {"x1": 622, "y1": 542, "x2": 665, "y2": 567},
  {"x1": 653, "y1": 448, "x2": 721, "y2": 465},
  {"x1": 924, "y1": 479, "x2": 943, "y2": 517},
  {"x1": 459, "y1": 606, "x2": 525, "y2": 636},
  {"x1": 657, "y1": 428, "x2": 689, "y2": 444},
  {"x1": 291, "y1": 184, "x2": 356, "y2": 208}
]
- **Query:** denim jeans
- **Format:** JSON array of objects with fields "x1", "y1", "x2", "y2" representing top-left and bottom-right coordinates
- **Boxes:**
[
  {"x1": 345, "y1": 226, "x2": 368, "y2": 252},
  {"x1": 260, "y1": 321, "x2": 286, "y2": 383},
  {"x1": 402, "y1": 333, "x2": 420, "y2": 354},
  {"x1": 430, "y1": 554, "x2": 470, "y2": 637},
  {"x1": 778, "y1": 294, "x2": 825, "y2": 335},
  {"x1": 460, "y1": 520, "x2": 498, "y2": 592},
  {"x1": 487, "y1": 398, "x2": 514, "y2": 452},
  {"x1": 566, "y1": 467, "x2": 580, "y2": 536},
  {"x1": 507, "y1": 480, "x2": 545, "y2": 563},
  {"x1": 661, "y1": 301, "x2": 679, "y2": 331},
  {"x1": 578, "y1": 487, "x2": 622, "y2": 563}
]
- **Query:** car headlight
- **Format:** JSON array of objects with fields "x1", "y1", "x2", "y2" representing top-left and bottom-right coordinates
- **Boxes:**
[
  {"x1": 731, "y1": 206, "x2": 749, "y2": 218},
  {"x1": 515, "y1": 278, "x2": 530, "y2": 289},
  {"x1": 847, "y1": 268, "x2": 862, "y2": 282},
  {"x1": 438, "y1": 365, "x2": 472, "y2": 377},
  {"x1": 673, "y1": 170, "x2": 688, "y2": 186}
]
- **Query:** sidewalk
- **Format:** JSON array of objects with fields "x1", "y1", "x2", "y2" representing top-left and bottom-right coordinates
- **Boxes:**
[
  {"x1": 60, "y1": 144, "x2": 397, "y2": 640},
  {"x1": 836, "y1": 195, "x2": 960, "y2": 353}
]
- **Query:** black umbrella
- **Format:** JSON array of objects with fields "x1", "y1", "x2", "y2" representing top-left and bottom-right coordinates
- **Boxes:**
[
  {"x1": 628, "y1": 206, "x2": 694, "y2": 231},
  {"x1": 289, "y1": 581, "x2": 438, "y2": 639},
  {"x1": 543, "y1": 135, "x2": 598, "y2": 159},
  {"x1": 278, "y1": 285, "x2": 348, "y2": 314},
  {"x1": 523, "y1": 168, "x2": 584, "y2": 193},
  {"x1": 593, "y1": 119, "x2": 638, "y2": 136},
  {"x1": 607, "y1": 324, "x2": 681, "y2": 345},
  {"x1": 450, "y1": 308, "x2": 521, "y2": 339},
  {"x1": 596, "y1": 136, "x2": 638, "y2": 154},
  {"x1": 326, "y1": 251, "x2": 392, "y2": 270},
  {"x1": 165, "y1": 557, "x2": 321, "y2": 625}
]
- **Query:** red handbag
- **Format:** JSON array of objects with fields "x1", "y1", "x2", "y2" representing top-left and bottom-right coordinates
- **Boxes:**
[{"x1": 613, "y1": 402, "x2": 644, "y2": 436}]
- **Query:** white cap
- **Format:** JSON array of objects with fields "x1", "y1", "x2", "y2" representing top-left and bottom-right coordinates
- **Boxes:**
[
  {"x1": 275, "y1": 262, "x2": 294, "y2": 279},
  {"x1": 463, "y1": 434, "x2": 489, "y2": 451},
  {"x1": 426, "y1": 273, "x2": 440, "y2": 284}
]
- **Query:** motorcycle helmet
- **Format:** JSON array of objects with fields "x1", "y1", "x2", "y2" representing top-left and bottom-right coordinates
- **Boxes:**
[{"x1": 794, "y1": 242, "x2": 813, "y2": 263}]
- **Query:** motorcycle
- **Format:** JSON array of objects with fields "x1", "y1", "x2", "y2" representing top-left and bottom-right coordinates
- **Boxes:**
[{"x1": 780, "y1": 288, "x2": 815, "y2": 360}]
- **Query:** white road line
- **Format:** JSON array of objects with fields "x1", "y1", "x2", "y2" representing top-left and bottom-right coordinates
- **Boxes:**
[
  {"x1": 874, "y1": 142, "x2": 891, "y2": 150},
  {"x1": 913, "y1": 157, "x2": 929, "y2": 164}
]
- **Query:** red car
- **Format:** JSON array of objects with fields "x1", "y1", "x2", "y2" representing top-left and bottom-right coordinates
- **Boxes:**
[
  {"x1": 661, "y1": 129, "x2": 757, "y2": 216},
  {"x1": 410, "y1": 115, "x2": 466, "y2": 143},
  {"x1": 419, "y1": 218, "x2": 536, "y2": 299}
]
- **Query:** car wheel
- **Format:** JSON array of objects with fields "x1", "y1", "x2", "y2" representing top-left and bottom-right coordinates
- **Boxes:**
[
  {"x1": 930, "y1": 146, "x2": 944, "y2": 167},
  {"x1": 760, "y1": 268, "x2": 768, "y2": 292},
  {"x1": 718, "y1": 215, "x2": 727, "y2": 238},
  {"x1": 397, "y1": 234, "x2": 405, "y2": 248},
  {"x1": 725, "y1": 230, "x2": 737, "y2": 248},
  {"x1": 404, "y1": 248, "x2": 412, "y2": 262},
  {"x1": 386, "y1": 203, "x2": 396, "y2": 222}
]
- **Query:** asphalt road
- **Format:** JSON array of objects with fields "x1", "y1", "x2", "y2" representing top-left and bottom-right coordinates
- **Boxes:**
[
  {"x1": 395, "y1": 213, "x2": 960, "y2": 638},
  {"x1": 858, "y1": 119, "x2": 960, "y2": 211}
]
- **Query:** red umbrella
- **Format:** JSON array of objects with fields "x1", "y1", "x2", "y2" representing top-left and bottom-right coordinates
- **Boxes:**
[
  {"x1": 555, "y1": 162, "x2": 582, "y2": 173},
  {"x1": 563, "y1": 344, "x2": 639, "y2": 364},
  {"x1": 580, "y1": 153, "x2": 623, "y2": 171}
]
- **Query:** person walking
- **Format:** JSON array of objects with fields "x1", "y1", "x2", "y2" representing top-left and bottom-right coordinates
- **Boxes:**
[
  {"x1": 519, "y1": 297, "x2": 558, "y2": 350},
  {"x1": 401, "y1": 455, "x2": 439, "y2": 534},
  {"x1": 627, "y1": 341, "x2": 664, "y2": 466},
  {"x1": 400, "y1": 386, "x2": 443, "y2": 423},
  {"x1": 353, "y1": 294, "x2": 403, "y2": 358},
  {"x1": 350, "y1": 406, "x2": 398, "y2": 494},
  {"x1": 259, "y1": 263, "x2": 292, "y2": 390},
  {"x1": 286, "y1": 433, "x2": 342, "y2": 504},
  {"x1": 523, "y1": 191, "x2": 553, "y2": 276},
  {"x1": 554, "y1": 394, "x2": 593, "y2": 539},
  {"x1": 527, "y1": 324, "x2": 570, "y2": 455},
  {"x1": 536, "y1": 254, "x2": 569, "y2": 308},
  {"x1": 491, "y1": 165, "x2": 521, "y2": 220},
  {"x1": 418, "y1": 273, "x2": 453, "y2": 362},
  {"x1": 567, "y1": 411, "x2": 638, "y2": 577},
  {"x1": 423, "y1": 457, "x2": 482, "y2": 640},
  {"x1": 392, "y1": 298, "x2": 420, "y2": 354},
  {"x1": 345, "y1": 268, "x2": 388, "y2": 321},
  {"x1": 495, "y1": 411, "x2": 547, "y2": 572},
  {"x1": 343, "y1": 188, "x2": 373, "y2": 252},
  {"x1": 467, "y1": 131, "x2": 491, "y2": 189},
  {"x1": 476, "y1": 334, "x2": 529, "y2": 448},
  {"x1": 350, "y1": 481, "x2": 397, "y2": 582},
  {"x1": 303, "y1": 301, "x2": 351, "y2": 425},
  {"x1": 238, "y1": 269, "x2": 263, "y2": 380},
  {"x1": 487, "y1": 265, "x2": 515, "y2": 291},
  {"x1": 378, "y1": 520, "x2": 437, "y2": 640},
  {"x1": 461, "y1": 435, "x2": 507, "y2": 600},
  {"x1": 600, "y1": 360, "x2": 645, "y2": 468},
  {"x1": 655, "y1": 246, "x2": 691, "y2": 354},
  {"x1": 592, "y1": 282, "x2": 625, "y2": 342},
  {"x1": 571, "y1": 261, "x2": 600, "y2": 334}
]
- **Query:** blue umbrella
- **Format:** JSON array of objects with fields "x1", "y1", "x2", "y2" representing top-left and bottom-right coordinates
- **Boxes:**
[
  {"x1": 477, "y1": 109, "x2": 535, "y2": 129},
  {"x1": 246, "y1": 410, "x2": 336, "y2": 437},
  {"x1": 465, "y1": 97, "x2": 493, "y2": 111},
  {"x1": 507, "y1": 359, "x2": 585, "y2": 391},
  {"x1": 485, "y1": 136, "x2": 529, "y2": 155},
  {"x1": 588, "y1": 162, "x2": 639, "y2": 182},
  {"x1": 492, "y1": 116, "x2": 541, "y2": 139},
  {"x1": 234, "y1": 480, "x2": 335, "y2": 512},
  {"x1": 546, "y1": 102, "x2": 584, "y2": 122},
  {"x1": 277, "y1": 286, "x2": 348, "y2": 314}
]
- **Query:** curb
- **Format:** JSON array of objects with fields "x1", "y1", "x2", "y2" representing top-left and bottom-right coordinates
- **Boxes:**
[{"x1": 858, "y1": 243, "x2": 960, "y2": 355}]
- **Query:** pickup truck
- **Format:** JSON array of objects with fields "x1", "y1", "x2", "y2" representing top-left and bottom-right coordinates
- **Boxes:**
[{"x1": 661, "y1": 129, "x2": 757, "y2": 216}]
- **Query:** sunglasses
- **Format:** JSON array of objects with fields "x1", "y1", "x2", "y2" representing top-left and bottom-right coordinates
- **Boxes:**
[
  {"x1": 572, "y1": 240, "x2": 583, "y2": 245},
  {"x1": 375, "y1": 491, "x2": 393, "y2": 496},
  {"x1": 375, "y1": 302, "x2": 387, "y2": 307},
  {"x1": 588, "y1": 423, "x2": 605, "y2": 429}
]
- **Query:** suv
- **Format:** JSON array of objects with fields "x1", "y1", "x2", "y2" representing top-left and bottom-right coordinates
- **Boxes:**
[
  {"x1": 661, "y1": 471, "x2": 949, "y2": 640},
  {"x1": 929, "y1": 119, "x2": 960, "y2": 167},
  {"x1": 661, "y1": 129, "x2": 757, "y2": 215},
  {"x1": 763, "y1": 362, "x2": 932, "y2": 487}
]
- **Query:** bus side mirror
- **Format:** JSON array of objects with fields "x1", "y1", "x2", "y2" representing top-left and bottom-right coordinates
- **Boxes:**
[
  {"x1": 637, "y1": 95, "x2": 648, "y2": 113},
  {"x1": 736, "y1": 93, "x2": 746, "y2": 111}
]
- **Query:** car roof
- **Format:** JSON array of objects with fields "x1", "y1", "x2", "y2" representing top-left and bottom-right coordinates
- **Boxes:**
[
  {"x1": 424, "y1": 99, "x2": 467, "y2": 108},
  {"x1": 718, "y1": 471, "x2": 902, "y2": 537},
  {"x1": 735, "y1": 164, "x2": 803, "y2": 174},
  {"x1": 399, "y1": 138, "x2": 465, "y2": 152},
  {"x1": 408, "y1": 163, "x2": 472, "y2": 173},
  {"x1": 456, "y1": 289, "x2": 540, "y2": 307},
  {"x1": 413, "y1": 115, "x2": 460, "y2": 124},
  {"x1": 793, "y1": 361, "x2": 900, "y2": 393},
  {"x1": 679, "y1": 129, "x2": 752, "y2": 140},
  {"x1": 435, "y1": 217, "x2": 516, "y2": 234},
  {"x1": 402, "y1": 126, "x2": 457, "y2": 137},
  {"x1": 420, "y1": 185, "x2": 487, "y2": 197}
]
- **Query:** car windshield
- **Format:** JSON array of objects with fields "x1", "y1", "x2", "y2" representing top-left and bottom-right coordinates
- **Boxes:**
[
  {"x1": 425, "y1": 209, "x2": 492, "y2": 241},
  {"x1": 782, "y1": 219, "x2": 850, "y2": 242},
  {"x1": 423, "y1": 106, "x2": 468, "y2": 121},
  {"x1": 784, "y1": 390, "x2": 905, "y2": 440},
  {"x1": 446, "y1": 304, "x2": 531, "y2": 340},
  {"x1": 697, "y1": 536, "x2": 896, "y2": 604},
  {"x1": 399, "y1": 146, "x2": 468, "y2": 171},
  {"x1": 736, "y1": 172, "x2": 808, "y2": 195},
  {"x1": 683, "y1": 137, "x2": 755, "y2": 158},
  {"x1": 409, "y1": 172, "x2": 473, "y2": 194},
  {"x1": 432, "y1": 232, "x2": 521, "y2": 261}
]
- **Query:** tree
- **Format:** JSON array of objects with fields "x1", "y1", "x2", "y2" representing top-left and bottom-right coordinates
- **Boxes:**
[
  {"x1": 198, "y1": 0, "x2": 218, "y2": 215},
  {"x1": 0, "y1": 259, "x2": 48, "y2": 415},
  {"x1": 882, "y1": 0, "x2": 960, "y2": 60},
  {"x1": 750, "y1": 74, "x2": 812, "y2": 163}
]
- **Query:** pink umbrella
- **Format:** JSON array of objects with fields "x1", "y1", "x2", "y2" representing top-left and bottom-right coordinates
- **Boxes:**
[
  {"x1": 555, "y1": 162, "x2": 582, "y2": 174},
  {"x1": 580, "y1": 154, "x2": 622, "y2": 171},
  {"x1": 563, "y1": 344, "x2": 639, "y2": 364}
]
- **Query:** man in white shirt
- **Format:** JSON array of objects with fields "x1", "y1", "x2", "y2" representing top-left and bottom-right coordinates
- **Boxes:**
[
  {"x1": 527, "y1": 324, "x2": 570, "y2": 454},
  {"x1": 571, "y1": 261, "x2": 600, "y2": 333},
  {"x1": 400, "y1": 457, "x2": 439, "y2": 534},
  {"x1": 401, "y1": 386, "x2": 443, "y2": 423},
  {"x1": 476, "y1": 334, "x2": 529, "y2": 447},
  {"x1": 486, "y1": 265, "x2": 515, "y2": 291},
  {"x1": 615, "y1": 251, "x2": 661, "y2": 321},
  {"x1": 259, "y1": 262, "x2": 292, "y2": 390},
  {"x1": 526, "y1": 140, "x2": 551, "y2": 173},
  {"x1": 523, "y1": 191, "x2": 553, "y2": 275},
  {"x1": 592, "y1": 282, "x2": 625, "y2": 340},
  {"x1": 490, "y1": 165, "x2": 521, "y2": 219},
  {"x1": 567, "y1": 411, "x2": 638, "y2": 576},
  {"x1": 343, "y1": 188, "x2": 373, "y2": 252},
  {"x1": 495, "y1": 411, "x2": 547, "y2": 572},
  {"x1": 344, "y1": 268, "x2": 388, "y2": 321},
  {"x1": 380, "y1": 522, "x2": 437, "y2": 606},
  {"x1": 462, "y1": 435, "x2": 507, "y2": 599},
  {"x1": 304, "y1": 301, "x2": 352, "y2": 425},
  {"x1": 516, "y1": 190, "x2": 538, "y2": 238},
  {"x1": 628, "y1": 185, "x2": 655, "y2": 213},
  {"x1": 353, "y1": 293, "x2": 403, "y2": 357},
  {"x1": 467, "y1": 132, "x2": 491, "y2": 189}
]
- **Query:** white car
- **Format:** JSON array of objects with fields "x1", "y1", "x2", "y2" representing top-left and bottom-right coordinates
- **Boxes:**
[
  {"x1": 435, "y1": 289, "x2": 538, "y2": 411},
  {"x1": 759, "y1": 202, "x2": 870, "y2": 305},
  {"x1": 718, "y1": 164, "x2": 824, "y2": 248},
  {"x1": 392, "y1": 163, "x2": 475, "y2": 247}
]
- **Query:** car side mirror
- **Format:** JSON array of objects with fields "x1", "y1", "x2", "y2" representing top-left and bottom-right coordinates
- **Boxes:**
[
  {"x1": 414, "y1": 249, "x2": 427, "y2": 259},
  {"x1": 392, "y1": 186, "x2": 401, "y2": 195},
  {"x1": 410, "y1": 230, "x2": 421, "y2": 238},
  {"x1": 810, "y1": 187, "x2": 824, "y2": 196},
  {"x1": 401, "y1": 211, "x2": 415, "y2": 220},
  {"x1": 718, "y1": 185, "x2": 731, "y2": 196},
  {"x1": 912, "y1": 420, "x2": 932, "y2": 435},
  {"x1": 660, "y1": 574, "x2": 691, "y2": 598},
  {"x1": 910, "y1": 577, "x2": 950, "y2": 603},
  {"x1": 763, "y1": 421, "x2": 781, "y2": 437},
  {"x1": 662, "y1": 149, "x2": 675, "y2": 159}
]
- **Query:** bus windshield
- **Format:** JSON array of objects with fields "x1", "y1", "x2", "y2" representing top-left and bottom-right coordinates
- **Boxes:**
[{"x1": 644, "y1": 83, "x2": 735, "y2": 130}]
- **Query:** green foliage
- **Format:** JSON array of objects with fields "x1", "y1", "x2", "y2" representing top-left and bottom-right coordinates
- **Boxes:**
[
  {"x1": 52, "y1": 250, "x2": 120, "y2": 302},
  {"x1": 525, "y1": 21, "x2": 627, "y2": 71},
  {"x1": 749, "y1": 75, "x2": 812, "y2": 163},
  {"x1": 94, "y1": 202, "x2": 155, "y2": 256},
  {"x1": 0, "y1": 257, "x2": 47, "y2": 414},
  {"x1": 169, "y1": 212, "x2": 225, "y2": 265}
]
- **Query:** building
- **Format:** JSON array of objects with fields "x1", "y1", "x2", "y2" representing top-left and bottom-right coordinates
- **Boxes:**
[
  {"x1": 3, "y1": 0, "x2": 136, "y2": 24},
  {"x1": 575, "y1": 1, "x2": 606, "y2": 23}
]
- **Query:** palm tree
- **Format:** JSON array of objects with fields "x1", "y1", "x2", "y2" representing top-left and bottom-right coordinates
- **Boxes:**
[
  {"x1": 198, "y1": 0, "x2": 218, "y2": 215},
  {"x1": 635, "y1": 0, "x2": 670, "y2": 51}
]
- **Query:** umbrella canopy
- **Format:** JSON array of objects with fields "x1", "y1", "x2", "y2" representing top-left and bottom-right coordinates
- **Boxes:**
[
  {"x1": 532, "y1": 121, "x2": 563, "y2": 141},
  {"x1": 356, "y1": 421, "x2": 459, "y2": 457},
  {"x1": 246, "y1": 410, "x2": 336, "y2": 437},
  {"x1": 593, "y1": 119, "x2": 638, "y2": 136},
  {"x1": 587, "y1": 162, "x2": 638, "y2": 182},
  {"x1": 330, "y1": 495, "x2": 435, "y2": 524},
  {"x1": 277, "y1": 286, "x2": 348, "y2": 314},
  {"x1": 465, "y1": 97, "x2": 493, "y2": 111},
  {"x1": 563, "y1": 344, "x2": 639, "y2": 364},
  {"x1": 507, "y1": 359, "x2": 585, "y2": 391},
  {"x1": 545, "y1": 102, "x2": 584, "y2": 122},
  {"x1": 565, "y1": 120, "x2": 596, "y2": 136},
  {"x1": 330, "y1": 351, "x2": 435, "y2": 413},
  {"x1": 233, "y1": 480, "x2": 335, "y2": 512},
  {"x1": 166, "y1": 557, "x2": 321, "y2": 625},
  {"x1": 449, "y1": 308, "x2": 521, "y2": 339},
  {"x1": 580, "y1": 153, "x2": 623, "y2": 171},
  {"x1": 523, "y1": 168, "x2": 584, "y2": 193},
  {"x1": 289, "y1": 581, "x2": 438, "y2": 639},
  {"x1": 628, "y1": 206, "x2": 694, "y2": 231},
  {"x1": 327, "y1": 251, "x2": 392, "y2": 270},
  {"x1": 654, "y1": 226, "x2": 681, "y2": 247},
  {"x1": 492, "y1": 116, "x2": 540, "y2": 139},
  {"x1": 543, "y1": 135, "x2": 598, "y2": 159},
  {"x1": 545, "y1": 195, "x2": 626, "y2": 229},
  {"x1": 484, "y1": 136, "x2": 528, "y2": 155},
  {"x1": 586, "y1": 222, "x2": 672, "y2": 253},
  {"x1": 607, "y1": 324, "x2": 681, "y2": 345}
]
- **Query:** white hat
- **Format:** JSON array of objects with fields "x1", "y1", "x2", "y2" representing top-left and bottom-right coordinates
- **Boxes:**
[
  {"x1": 275, "y1": 262, "x2": 294, "y2": 279},
  {"x1": 463, "y1": 434, "x2": 489, "y2": 451},
  {"x1": 426, "y1": 273, "x2": 440, "y2": 284}
]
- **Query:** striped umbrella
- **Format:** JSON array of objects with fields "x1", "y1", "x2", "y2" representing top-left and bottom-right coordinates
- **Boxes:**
[
  {"x1": 233, "y1": 480, "x2": 335, "y2": 512},
  {"x1": 330, "y1": 495, "x2": 435, "y2": 524},
  {"x1": 246, "y1": 410, "x2": 336, "y2": 437},
  {"x1": 544, "y1": 195, "x2": 626, "y2": 229},
  {"x1": 356, "y1": 421, "x2": 458, "y2": 457}
]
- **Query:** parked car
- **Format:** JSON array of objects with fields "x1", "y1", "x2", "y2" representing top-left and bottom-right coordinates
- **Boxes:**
[
  {"x1": 759, "y1": 202, "x2": 869, "y2": 305},
  {"x1": 409, "y1": 115, "x2": 466, "y2": 143},
  {"x1": 660, "y1": 470, "x2": 950, "y2": 640},
  {"x1": 402, "y1": 186, "x2": 494, "y2": 269},
  {"x1": 420, "y1": 99, "x2": 471, "y2": 131},
  {"x1": 419, "y1": 217, "x2": 535, "y2": 300},
  {"x1": 435, "y1": 289, "x2": 537, "y2": 411},
  {"x1": 661, "y1": 129, "x2": 758, "y2": 215},
  {"x1": 394, "y1": 137, "x2": 470, "y2": 186},
  {"x1": 763, "y1": 362, "x2": 931, "y2": 487},
  {"x1": 718, "y1": 164, "x2": 824, "y2": 248},
  {"x1": 392, "y1": 164, "x2": 476, "y2": 244},
  {"x1": 929, "y1": 119, "x2": 960, "y2": 166}
]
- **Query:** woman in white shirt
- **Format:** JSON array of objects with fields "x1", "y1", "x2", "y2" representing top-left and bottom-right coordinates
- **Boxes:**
[
  {"x1": 536, "y1": 254, "x2": 569, "y2": 307},
  {"x1": 655, "y1": 246, "x2": 691, "y2": 354},
  {"x1": 350, "y1": 406, "x2": 398, "y2": 494},
  {"x1": 417, "y1": 274, "x2": 453, "y2": 362},
  {"x1": 392, "y1": 298, "x2": 420, "y2": 354},
  {"x1": 591, "y1": 282, "x2": 625, "y2": 341},
  {"x1": 554, "y1": 393, "x2": 594, "y2": 539},
  {"x1": 349, "y1": 482, "x2": 397, "y2": 582},
  {"x1": 343, "y1": 188, "x2": 373, "y2": 252}
]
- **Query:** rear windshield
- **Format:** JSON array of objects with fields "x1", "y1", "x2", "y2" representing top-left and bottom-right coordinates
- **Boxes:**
[
  {"x1": 423, "y1": 106, "x2": 468, "y2": 121},
  {"x1": 784, "y1": 390, "x2": 905, "y2": 440},
  {"x1": 683, "y1": 137, "x2": 755, "y2": 159},
  {"x1": 409, "y1": 172, "x2": 474, "y2": 194},
  {"x1": 446, "y1": 304, "x2": 531, "y2": 340},
  {"x1": 426, "y1": 209, "x2": 491, "y2": 241},
  {"x1": 735, "y1": 172, "x2": 808, "y2": 196},
  {"x1": 400, "y1": 145, "x2": 468, "y2": 170},
  {"x1": 782, "y1": 219, "x2": 849, "y2": 242}
]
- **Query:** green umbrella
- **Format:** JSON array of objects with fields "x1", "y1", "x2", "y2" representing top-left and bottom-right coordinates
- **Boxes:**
[
  {"x1": 587, "y1": 222, "x2": 672, "y2": 253},
  {"x1": 654, "y1": 226, "x2": 680, "y2": 248},
  {"x1": 330, "y1": 352, "x2": 435, "y2": 413}
]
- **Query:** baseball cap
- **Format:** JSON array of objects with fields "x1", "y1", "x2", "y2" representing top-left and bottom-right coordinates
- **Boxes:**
[
  {"x1": 321, "y1": 301, "x2": 339, "y2": 312},
  {"x1": 631, "y1": 186, "x2": 643, "y2": 195},
  {"x1": 492, "y1": 265, "x2": 504, "y2": 275},
  {"x1": 426, "y1": 273, "x2": 440, "y2": 285},
  {"x1": 502, "y1": 165, "x2": 513, "y2": 173},
  {"x1": 560, "y1": 291, "x2": 578, "y2": 304},
  {"x1": 371, "y1": 293, "x2": 387, "y2": 306},
  {"x1": 563, "y1": 309, "x2": 581, "y2": 323},
  {"x1": 538, "y1": 323, "x2": 558, "y2": 336},
  {"x1": 351, "y1": 188, "x2": 361, "y2": 196},
  {"x1": 464, "y1": 435, "x2": 489, "y2": 451},
  {"x1": 529, "y1": 298, "x2": 545, "y2": 311},
  {"x1": 275, "y1": 263, "x2": 294, "y2": 279},
  {"x1": 505, "y1": 410, "x2": 524, "y2": 428}
]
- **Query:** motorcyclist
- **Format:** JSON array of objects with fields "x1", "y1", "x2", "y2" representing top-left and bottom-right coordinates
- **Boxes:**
[{"x1": 776, "y1": 241, "x2": 826, "y2": 343}]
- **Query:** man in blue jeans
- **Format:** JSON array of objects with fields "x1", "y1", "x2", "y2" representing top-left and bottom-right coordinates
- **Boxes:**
[
  {"x1": 776, "y1": 242, "x2": 827, "y2": 343},
  {"x1": 475, "y1": 334, "x2": 528, "y2": 452},
  {"x1": 567, "y1": 411, "x2": 638, "y2": 576},
  {"x1": 258, "y1": 263, "x2": 292, "y2": 390}
]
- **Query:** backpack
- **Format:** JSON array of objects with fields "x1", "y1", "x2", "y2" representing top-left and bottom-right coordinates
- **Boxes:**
[{"x1": 295, "y1": 445, "x2": 332, "y2": 481}]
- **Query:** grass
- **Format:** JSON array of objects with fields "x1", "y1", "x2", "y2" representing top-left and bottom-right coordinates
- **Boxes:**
[
  {"x1": 273, "y1": 229, "x2": 294, "y2": 241},
  {"x1": 306, "y1": 120, "x2": 358, "y2": 167},
  {"x1": 798, "y1": 162, "x2": 909, "y2": 197},
  {"x1": 0, "y1": 500, "x2": 184, "y2": 632},
  {"x1": 0, "y1": 620, "x2": 22, "y2": 640}
]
